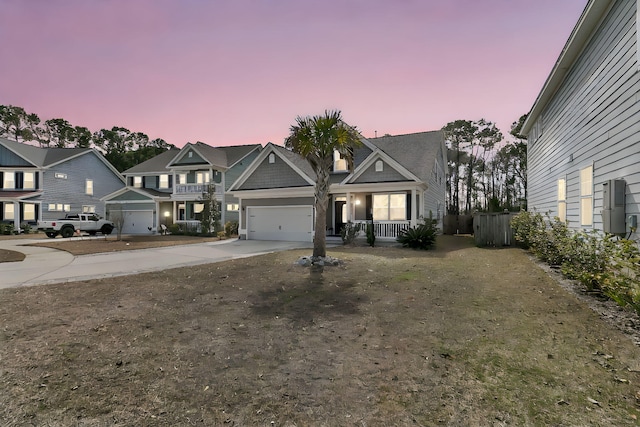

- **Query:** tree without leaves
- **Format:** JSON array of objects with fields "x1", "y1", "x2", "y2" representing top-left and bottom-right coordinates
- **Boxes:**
[{"x1": 285, "y1": 110, "x2": 361, "y2": 258}]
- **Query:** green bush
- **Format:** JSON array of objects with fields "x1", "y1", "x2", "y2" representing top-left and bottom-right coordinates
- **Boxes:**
[
  {"x1": 366, "y1": 219, "x2": 376, "y2": 247},
  {"x1": 396, "y1": 216, "x2": 438, "y2": 250},
  {"x1": 340, "y1": 221, "x2": 361, "y2": 245},
  {"x1": 512, "y1": 210, "x2": 640, "y2": 315},
  {"x1": 225, "y1": 221, "x2": 239, "y2": 237}
]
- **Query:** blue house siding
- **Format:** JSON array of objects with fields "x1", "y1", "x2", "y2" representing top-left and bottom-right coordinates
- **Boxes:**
[
  {"x1": 527, "y1": 0, "x2": 640, "y2": 237},
  {"x1": 0, "y1": 145, "x2": 34, "y2": 167},
  {"x1": 41, "y1": 152, "x2": 124, "y2": 220}
]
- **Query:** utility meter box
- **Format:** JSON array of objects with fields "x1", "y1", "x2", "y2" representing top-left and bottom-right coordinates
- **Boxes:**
[{"x1": 602, "y1": 179, "x2": 626, "y2": 234}]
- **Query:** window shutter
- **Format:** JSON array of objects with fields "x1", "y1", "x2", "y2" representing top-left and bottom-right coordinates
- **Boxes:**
[
  {"x1": 406, "y1": 194, "x2": 411, "y2": 220},
  {"x1": 169, "y1": 175, "x2": 173, "y2": 188},
  {"x1": 35, "y1": 172, "x2": 39, "y2": 189},
  {"x1": 16, "y1": 172, "x2": 24, "y2": 189},
  {"x1": 365, "y1": 195, "x2": 372, "y2": 220},
  {"x1": 0, "y1": 172, "x2": 3, "y2": 189}
]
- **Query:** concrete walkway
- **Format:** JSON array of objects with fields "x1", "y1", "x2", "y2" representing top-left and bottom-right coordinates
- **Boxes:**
[{"x1": 0, "y1": 238, "x2": 313, "y2": 289}]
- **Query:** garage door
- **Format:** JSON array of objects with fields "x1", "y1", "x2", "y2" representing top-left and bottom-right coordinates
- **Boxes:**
[
  {"x1": 247, "y1": 206, "x2": 313, "y2": 242},
  {"x1": 121, "y1": 210, "x2": 154, "y2": 234}
]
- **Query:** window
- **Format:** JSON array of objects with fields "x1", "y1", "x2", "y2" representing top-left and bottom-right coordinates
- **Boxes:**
[
  {"x1": 580, "y1": 165, "x2": 593, "y2": 226},
  {"x1": 133, "y1": 176, "x2": 142, "y2": 188},
  {"x1": 196, "y1": 172, "x2": 210, "y2": 184},
  {"x1": 268, "y1": 153, "x2": 275, "y2": 164},
  {"x1": 375, "y1": 160, "x2": 383, "y2": 172},
  {"x1": 373, "y1": 193, "x2": 406, "y2": 221},
  {"x1": 226, "y1": 203, "x2": 239, "y2": 211},
  {"x1": 23, "y1": 172, "x2": 35, "y2": 189},
  {"x1": 50, "y1": 203, "x2": 70, "y2": 212},
  {"x1": 333, "y1": 151, "x2": 347, "y2": 171},
  {"x1": 82, "y1": 205, "x2": 96, "y2": 213},
  {"x1": 3, "y1": 172, "x2": 15, "y2": 189},
  {"x1": 557, "y1": 178, "x2": 566, "y2": 222},
  {"x1": 4, "y1": 203, "x2": 14, "y2": 220},
  {"x1": 86, "y1": 179, "x2": 93, "y2": 195},
  {"x1": 23, "y1": 203, "x2": 35, "y2": 221},
  {"x1": 159, "y1": 174, "x2": 169, "y2": 189},
  {"x1": 178, "y1": 173, "x2": 187, "y2": 184}
]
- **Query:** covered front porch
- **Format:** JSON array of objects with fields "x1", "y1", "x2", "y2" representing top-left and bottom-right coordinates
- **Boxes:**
[{"x1": 327, "y1": 185, "x2": 424, "y2": 239}]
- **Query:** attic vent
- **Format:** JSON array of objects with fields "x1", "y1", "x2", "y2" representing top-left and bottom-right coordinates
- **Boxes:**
[
  {"x1": 375, "y1": 160, "x2": 383, "y2": 172},
  {"x1": 268, "y1": 153, "x2": 275, "y2": 164},
  {"x1": 55, "y1": 173, "x2": 67, "y2": 179},
  {"x1": 188, "y1": 152, "x2": 193, "y2": 158}
]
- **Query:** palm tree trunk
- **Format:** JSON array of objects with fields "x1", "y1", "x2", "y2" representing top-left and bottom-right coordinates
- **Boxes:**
[{"x1": 313, "y1": 167, "x2": 330, "y2": 258}]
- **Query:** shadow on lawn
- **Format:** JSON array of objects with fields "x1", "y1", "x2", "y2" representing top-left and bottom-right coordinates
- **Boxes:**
[{"x1": 249, "y1": 270, "x2": 367, "y2": 325}]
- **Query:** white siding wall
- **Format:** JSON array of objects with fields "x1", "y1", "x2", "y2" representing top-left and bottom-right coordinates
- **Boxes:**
[{"x1": 528, "y1": 0, "x2": 640, "y2": 238}]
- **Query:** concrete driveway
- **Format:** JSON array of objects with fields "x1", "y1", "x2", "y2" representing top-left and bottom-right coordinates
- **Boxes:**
[{"x1": 0, "y1": 238, "x2": 313, "y2": 289}]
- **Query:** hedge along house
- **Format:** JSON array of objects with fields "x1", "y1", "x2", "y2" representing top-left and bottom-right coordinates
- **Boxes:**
[
  {"x1": 103, "y1": 142, "x2": 261, "y2": 234},
  {"x1": 0, "y1": 137, "x2": 125, "y2": 231},
  {"x1": 229, "y1": 131, "x2": 447, "y2": 242},
  {"x1": 521, "y1": 0, "x2": 640, "y2": 239}
]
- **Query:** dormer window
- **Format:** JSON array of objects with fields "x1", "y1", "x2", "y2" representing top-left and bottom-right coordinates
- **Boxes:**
[
  {"x1": 375, "y1": 160, "x2": 383, "y2": 172},
  {"x1": 333, "y1": 151, "x2": 347, "y2": 172},
  {"x1": 159, "y1": 174, "x2": 169, "y2": 189},
  {"x1": 133, "y1": 176, "x2": 142, "y2": 188}
]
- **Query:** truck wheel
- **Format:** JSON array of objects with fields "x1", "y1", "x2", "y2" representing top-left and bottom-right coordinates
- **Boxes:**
[
  {"x1": 45, "y1": 232, "x2": 58, "y2": 239},
  {"x1": 101, "y1": 224, "x2": 114, "y2": 235},
  {"x1": 61, "y1": 227, "x2": 74, "y2": 238}
]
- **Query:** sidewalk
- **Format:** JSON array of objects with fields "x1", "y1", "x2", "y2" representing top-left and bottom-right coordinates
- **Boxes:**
[{"x1": 0, "y1": 238, "x2": 313, "y2": 289}]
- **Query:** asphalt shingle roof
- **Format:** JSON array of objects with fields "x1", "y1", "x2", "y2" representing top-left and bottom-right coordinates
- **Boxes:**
[{"x1": 0, "y1": 137, "x2": 91, "y2": 167}]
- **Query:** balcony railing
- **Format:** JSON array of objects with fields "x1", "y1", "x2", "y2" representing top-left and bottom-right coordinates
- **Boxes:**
[
  {"x1": 174, "y1": 183, "x2": 223, "y2": 195},
  {"x1": 352, "y1": 220, "x2": 411, "y2": 238}
]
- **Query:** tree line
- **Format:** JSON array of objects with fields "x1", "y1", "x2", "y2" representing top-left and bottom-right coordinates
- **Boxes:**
[
  {"x1": 442, "y1": 116, "x2": 527, "y2": 215},
  {"x1": 0, "y1": 105, "x2": 176, "y2": 172}
]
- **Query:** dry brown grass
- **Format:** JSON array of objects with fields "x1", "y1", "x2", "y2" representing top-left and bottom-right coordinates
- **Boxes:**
[{"x1": 1, "y1": 236, "x2": 640, "y2": 426}]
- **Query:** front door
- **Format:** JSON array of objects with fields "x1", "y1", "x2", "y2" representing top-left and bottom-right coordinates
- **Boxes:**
[{"x1": 334, "y1": 200, "x2": 346, "y2": 235}]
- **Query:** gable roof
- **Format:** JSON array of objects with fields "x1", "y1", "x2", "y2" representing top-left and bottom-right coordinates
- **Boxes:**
[
  {"x1": 0, "y1": 137, "x2": 124, "y2": 182},
  {"x1": 217, "y1": 144, "x2": 262, "y2": 167},
  {"x1": 365, "y1": 131, "x2": 445, "y2": 182},
  {"x1": 229, "y1": 143, "x2": 316, "y2": 191},
  {"x1": 123, "y1": 149, "x2": 180, "y2": 174},
  {"x1": 520, "y1": 0, "x2": 614, "y2": 135},
  {"x1": 0, "y1": 137, "x2": 90, "y2": 167}
]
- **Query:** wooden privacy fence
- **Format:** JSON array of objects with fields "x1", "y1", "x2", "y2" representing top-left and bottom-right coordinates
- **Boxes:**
[
  {"x1": 443, "y1": 214, "x2": 474, "y2": 235},
  {"x1": 473, "y1": 212, "x2": 518, "y2": 247}
]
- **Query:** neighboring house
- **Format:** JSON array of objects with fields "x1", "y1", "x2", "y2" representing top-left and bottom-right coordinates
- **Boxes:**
[
  {"x1": 103, "y1": 142, "x2": 261, "y2": 234},
  {"x1": 0, "y1": 137, "x2": 125, "y2": 230},
  {"x1": 229, "y1": 130, "x2": 447, "y2": 242},
  {"x1": 521, "y1": 0, "x2": 640, "y2": 239}
]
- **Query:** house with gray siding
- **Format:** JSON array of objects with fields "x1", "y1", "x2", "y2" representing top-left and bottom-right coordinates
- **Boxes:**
[
  {"x1": 0, "y1": 137, "x2": 125, "y2": 230},
  {"x1": 229, "y1": 130, "x2": 447, "y2": 242},
  {"x1": 521, "y1": 0, "x2": 640, "y2": 239},
  {"x1": 103, "y1": 142, "x2": 261, "y2": 233}
]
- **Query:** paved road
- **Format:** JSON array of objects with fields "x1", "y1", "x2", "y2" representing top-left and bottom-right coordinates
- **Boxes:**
[{"x1": 0, "y1": 238, "x2": 313, "y2": 289}]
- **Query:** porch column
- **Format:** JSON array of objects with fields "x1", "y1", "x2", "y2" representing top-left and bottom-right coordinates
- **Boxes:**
[
  {"x1": 238, "y1": 198, "x2": 243, "y2": 233},
  {"x1": 172, "y1": 201, "x2": 177, "y2": 225},
  {"x1": 346, "y1": 192, "x2": 352, "y2": 222},
  {"x1": 411, "y1": 188, "x2": 417, "y2": 227},
  {"x1": 13, "y1": 201, "x2": 20, "y2": 231},
  {"x1": 220, "y1": 172, "x2": 226, "y2": 226}
]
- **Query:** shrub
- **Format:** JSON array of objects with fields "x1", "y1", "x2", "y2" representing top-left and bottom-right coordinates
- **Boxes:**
[
  {"x1": 366, "y1": 219, "x2": 376, "y2": 247},
  {"x1": 21, "y1": 223, "x2": 32, "y2": 234},
  {"x1": 340, "y1": 221, "x2": 361, "y2": 245},
  {"x1": 513, "y1": 210, "x2": 640, "y2": 315},
  {"x1": 396, "y1": 216, "x2": 438, "y2": 250},
  {"x1": 225, "y1": 221, "x2": 239, "y2": 237},
  {"x1": 217, "y1": 231, "x2": 227, "y2": 239}
]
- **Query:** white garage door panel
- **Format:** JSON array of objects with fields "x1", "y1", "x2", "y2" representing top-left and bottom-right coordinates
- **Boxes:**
[
  {"x1": 248, "y1": 206, "x2": 313, "y2": 242},
  {"x1": 121, "y1": 211, "x2": 153, "y2": 234}
]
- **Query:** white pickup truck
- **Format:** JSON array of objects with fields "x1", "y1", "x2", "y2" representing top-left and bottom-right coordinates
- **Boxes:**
[{"x1": 37, "y1": 214, "x2": 115, "y2": 238}]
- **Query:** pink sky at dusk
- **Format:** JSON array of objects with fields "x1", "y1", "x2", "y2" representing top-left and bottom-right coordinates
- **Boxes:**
[{"x1": 0, "y1": 0, "x2": 587, "y2": 148}]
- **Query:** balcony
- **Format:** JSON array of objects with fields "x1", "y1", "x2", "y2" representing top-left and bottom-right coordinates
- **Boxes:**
[{"x1": 174, "y1": 183, "x2": 223, "y2": 195}]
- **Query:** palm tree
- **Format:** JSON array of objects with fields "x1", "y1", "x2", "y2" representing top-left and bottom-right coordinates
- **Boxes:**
[{"x1": 285, "y1": 110, "x2": 361, "y2": 258}]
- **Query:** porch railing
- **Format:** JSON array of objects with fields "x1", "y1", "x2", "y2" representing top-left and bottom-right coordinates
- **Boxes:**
[
  {"x1": 174, "y1": 183, "x2": 223, "y2": 195},
  {"x1": 352, "y1": 220, "x2": 410, "y2": 238},
  {"x1": 174, "y1": 220, "x2": 201, "y2": 232}
]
